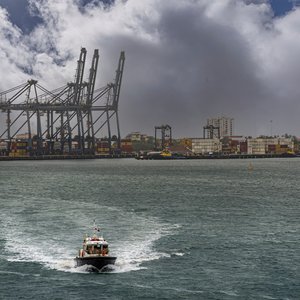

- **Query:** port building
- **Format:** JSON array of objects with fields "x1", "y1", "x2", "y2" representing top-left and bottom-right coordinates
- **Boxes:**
[
  {"x1": 191, "y1": 136, "x2": 294, "y2": 156},
  {"x1": 126, "y1": 132, "x2": 150, "y2": 142},
  {"x1": 247, "y1": 137, "x2": 294, "y2": 155},
  {"x1": 192, "y1": 138, "x2": 222, "y2": 154}
]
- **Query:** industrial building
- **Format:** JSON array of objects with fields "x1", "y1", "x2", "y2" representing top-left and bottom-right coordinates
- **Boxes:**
[
  {"x1": 192, "y1": 138, "x2": 222, "y2": 154},
  {"x1": 190, "y1": 136, "x2": 295, "y2": 156},
  {"x1": 247, "y1": 137, "x2": 294, "y2": 155},
  {"x1": 126, "y1": 132, "x2": 150, "y2": 142}
]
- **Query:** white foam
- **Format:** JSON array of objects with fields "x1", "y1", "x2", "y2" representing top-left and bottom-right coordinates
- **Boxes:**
[
  {"x1": 1, "y1": 208, "x2": 180, "y2": 274},
  {"x1": 172, "y1": 252, "x2": 185, "y2": 257},
  {"x1": 0, "y1": 270, "x2": 40, "y2": 277},
  {"x1": 109, "y1": 224, "x2": 173, "y2": 273},
  {"x1": 220, "y1": 290, "x2": 239, "y2": 297},
  {"x1": 261, "y1": 296, "x2": 278, "y2": 300}
]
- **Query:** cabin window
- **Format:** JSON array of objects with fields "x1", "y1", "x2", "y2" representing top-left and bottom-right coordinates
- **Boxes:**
[{"x1": 86, "y1": 246, "x2": 96, "y2": 254}]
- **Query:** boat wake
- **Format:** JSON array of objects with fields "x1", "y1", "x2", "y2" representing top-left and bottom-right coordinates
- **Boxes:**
[{"x1": 0, "y1": 208, "x2": 179, "y2": 274}]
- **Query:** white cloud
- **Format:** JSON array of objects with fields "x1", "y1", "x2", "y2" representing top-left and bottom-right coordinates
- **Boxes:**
[
  {"x1": 1, "y1": 0, "x2": 300, "y2": 136},
  {"x1": 0, "y1": 7, "x2": 32, "y2": 84}
]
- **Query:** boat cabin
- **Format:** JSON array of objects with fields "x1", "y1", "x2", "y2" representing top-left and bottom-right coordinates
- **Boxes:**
[{"x1": 79, "y1": 235, "x2": 110, "y2": 257}]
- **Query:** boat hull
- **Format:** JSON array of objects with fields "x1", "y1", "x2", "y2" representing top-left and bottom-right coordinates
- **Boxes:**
[{"x1": 75, "y1": 256, "x2": 117, "y2": 270}]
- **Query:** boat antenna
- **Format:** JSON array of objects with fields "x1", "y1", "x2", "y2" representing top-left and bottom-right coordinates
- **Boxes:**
[{"x1": 93, "y1": 219, "x2": 100, "y2": 235}]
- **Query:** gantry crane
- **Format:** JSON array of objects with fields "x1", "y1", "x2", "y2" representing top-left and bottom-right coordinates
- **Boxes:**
[
  {"x1": 0, "y1": 48, "x2": 125, "y2": 156},
  {"x1": 154, "y1": 124, "x2": 172, "y2": 150}
]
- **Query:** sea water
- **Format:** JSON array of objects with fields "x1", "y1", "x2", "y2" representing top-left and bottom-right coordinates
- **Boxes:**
[{"x1": 0, "y1": 158, "x2": 299, "y2": 299}]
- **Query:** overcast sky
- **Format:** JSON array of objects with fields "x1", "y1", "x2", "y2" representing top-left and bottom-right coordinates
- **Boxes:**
[{"x1": 1, "y1": 0, "x2": 300, "y2": 138}]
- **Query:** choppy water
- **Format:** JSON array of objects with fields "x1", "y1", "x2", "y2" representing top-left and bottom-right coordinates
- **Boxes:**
[{"x1": 0, "y1": 158, "x2": 299, "y2": 299}]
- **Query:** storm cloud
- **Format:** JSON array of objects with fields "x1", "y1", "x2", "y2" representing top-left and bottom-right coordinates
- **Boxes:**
[{"x1": 0, "y1": 0, "x2": 300, "y2": 137}]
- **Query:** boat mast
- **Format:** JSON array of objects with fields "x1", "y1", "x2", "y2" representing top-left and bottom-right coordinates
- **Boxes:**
[{"x1": 93, "y1": 219, "x2": 96, "y2": 236}]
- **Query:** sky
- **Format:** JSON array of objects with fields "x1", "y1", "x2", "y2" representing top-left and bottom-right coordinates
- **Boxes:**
[{"x1": 0, "y1": 0, "x2": 300, "y2": 138}]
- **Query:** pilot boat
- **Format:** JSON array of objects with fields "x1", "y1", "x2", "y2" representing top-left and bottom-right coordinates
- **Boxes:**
[{"x1": 75, "y1": 224, "x2": 116, "y2": 271}]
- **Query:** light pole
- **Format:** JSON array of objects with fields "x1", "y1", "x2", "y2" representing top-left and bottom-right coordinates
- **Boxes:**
[{"x1": 270, "y1": 120, "x2": 273, "y2": 137}]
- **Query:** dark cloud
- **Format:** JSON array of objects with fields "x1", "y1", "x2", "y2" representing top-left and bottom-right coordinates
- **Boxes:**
[
  {"x1": 1, "y1": 0, "x2": 300, "y2": 137},
  {"x1": 112, "y1": 3, "x2": 270, "y2": 136}
]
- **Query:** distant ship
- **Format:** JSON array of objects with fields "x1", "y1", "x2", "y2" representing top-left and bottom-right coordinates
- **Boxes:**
[
  {"x1": 75, "y1": 224, "x2": 116, "y2": 271},
  {"x1": 136, "y1": 149, "x2": 185, "y2": 160}
]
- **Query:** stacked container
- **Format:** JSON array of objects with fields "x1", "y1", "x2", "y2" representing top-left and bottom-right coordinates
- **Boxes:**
[
  {"x1": 96, "y1": 141, "x2": 110, "y2": 155},
  {"x1": 9, "y1": 141, "x2": 29, "y2": 157}
]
